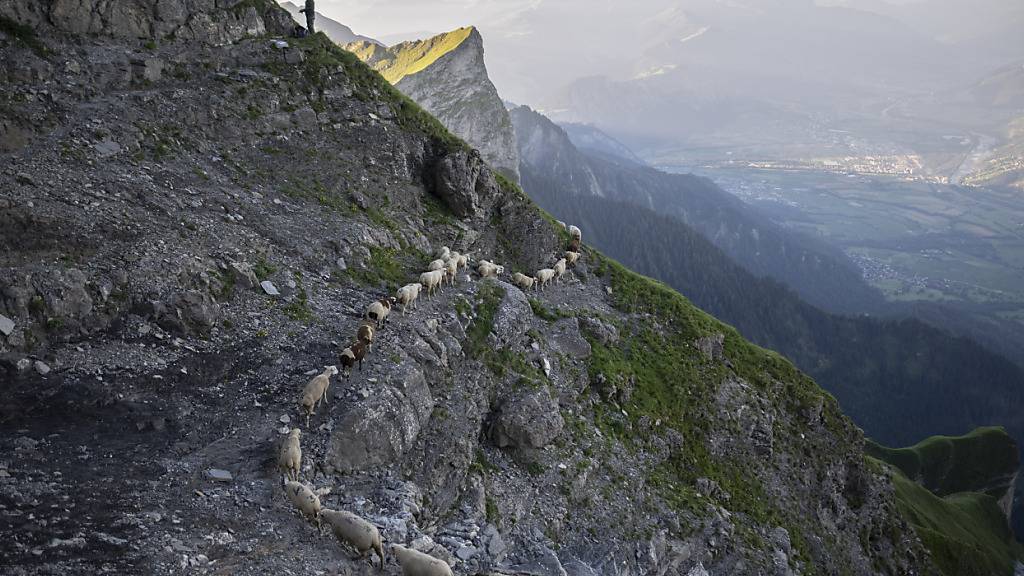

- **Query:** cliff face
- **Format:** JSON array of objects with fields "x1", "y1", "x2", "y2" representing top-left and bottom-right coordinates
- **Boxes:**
[
  {"x1": 346, "y1": 27, "x2": 520, "y2": 183},
  {"x1": 0, "y1": 4, "x2": 951, "y2": 575}
]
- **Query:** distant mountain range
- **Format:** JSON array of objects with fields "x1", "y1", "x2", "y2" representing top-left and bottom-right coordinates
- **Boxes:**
[{"x1": 277, "y1": 1, "x2": 380, "y2": 45}]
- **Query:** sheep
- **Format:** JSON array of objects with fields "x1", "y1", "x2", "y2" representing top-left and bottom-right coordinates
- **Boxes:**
[
  {"x1": 565, "y1": 251, "x2": 581, "y2": 266},
  {"x1": 536, "y1": 268, "x2": 556, "y2": 290},
  {"x1": 322, "y1": 509, "x2": 385, "y2": 568},
  {"x1": 448, "y1": 251, "x2": 461, "y2": 267},
  {"x1": 553, "y1": 258, "x2": 567, "y2": 282},
  {"x1": 285, "y1": 481, "x2": 322, "y2": 528},
  {"x1": 396, "y1": 283, "x2": 423, "y2": 314},
  {"x1": 427, "y1": 258, "x2": 446, "y2": 271},
  {"x1": 436, "y1": 246, "x2": 451, "y2": 261},
  {"x1": 357, "y1": 322, "x2": 374, "y2": 351},
  {"x1": 278, "y1": 428, "x2": 302, "y2": 482},
  {"x1": 391, "y1": 544, "x2": 454, "y2": 576},
  {"x1": 300, "y1": 366, "x2": 338, "y2": 427},
  {"x1": 419, "y1": 269, "x2": 445, "y2": 298},
  {"x1": 568, "y1": 224, "x2": 582, "y2": 242},
  {"x1": 455, "y1": 252, "x2": 470, "y2": 269},
  {"x1": 511, "y1": 272, "x2": 536, "y2": 291},
  {"x1": 444, "y1": 258, "x2": 458, "y2": 285},
  {"x1": 568, "y1": 237, "x2": 581, "y2": 253},
  {"x1": 365, "y1": 297, "x2": 396, "y2": 328},
  {"x1": 339, "y1": 340, "x2": 368, "y2": 377},
  {"x1": 477, "y1": 260, "x2": 504, "y2": 278}
]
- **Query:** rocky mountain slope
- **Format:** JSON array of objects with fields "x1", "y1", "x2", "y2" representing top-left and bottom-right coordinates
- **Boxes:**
[
  {"x1": 511, "y1": 105, "x2": 883, "y2": 315},
  {"x1": 278, "y1": 1, "x2": 380, "y2": 46},
  {"x1": 345, "y1": 27, "x2": 519, "y2": 182},
  {"x1": 0, "y1": 2, "x2": 1015, "y2": 575}
]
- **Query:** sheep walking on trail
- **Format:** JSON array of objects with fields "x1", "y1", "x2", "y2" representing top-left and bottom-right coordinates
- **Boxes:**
[
  {"x1": 477, "y1": 260, "x2": 504, "y2": 278},
  {"x1": 339, "y1": 341, "x2": 368, "y2": 377},
  {"x1": 396, "y1": 283, "x2": 423, "y2": 314},
  {"x1": 553, "y1": 258, "x2": 567, "y2": 282},
  {"x1": 365, "y1": 297, "x2": 395, "y2": 329},
  {"x1": 436, "y1": 246, "x2": 451, "y2": 261},
  {"x1": 565, "y1": 251, "x2": 581, "y2": 266},
  {"x1": 419, "y1": 269, "x2": 445, "y2": 298},
  {"x1": 444, "y1": 258, "x2": 458, "y2": 285},
  {"x1": 512, "y1": 272, "x2": 536, "y2": 291},
  {"x1": 322, "y1": 509, "x2": 385, "y2": 568},
  {"x1": 357, "y1": 322, "x2": 374, "y2": 352},
  {"x1": 454, "y1": 252, "x2": 470, "y2": 269},
  {"x1": 428, "y1": 258, "x2": 446, "y2": 271},
  {"x1": 285, "y1": 481, "x2": 322, "y2": 528},
  {"x1": 536, "y1": 268, "x2": 555, "y2": 291},
  {"x1": 278, "y1": 428, "x2": 302, "y2": 482},
  {"x1": 300, "y1": 366, "x2": 338, "y2": 427},
  {"x1": 392, "y1": 544, "x2": 454, "y2": 576},
  {"x1": 568, "y1": 225, "x2": 582, "y2": 243},
  {"x1": 568, "y1": 237, "x2": 581, "y2": 253}
]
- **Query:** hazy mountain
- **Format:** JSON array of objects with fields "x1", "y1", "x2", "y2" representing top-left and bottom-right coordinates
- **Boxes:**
[
  {"x1": 277, "y1": 1, "x2": 380, "y2": 45},
  {"x1": 346, "y1": 27, "x2": 519, "y2": 181},
  {"x1": 559, "y1": 122, "x2": 645, "y2": 165},
  {"x1": 512, "y1": 105, "x2": 883, "y2": 314}
]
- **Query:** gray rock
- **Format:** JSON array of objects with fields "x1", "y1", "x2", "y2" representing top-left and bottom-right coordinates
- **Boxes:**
[
  {"x1": 548, "y1": 318, "x2": 592, "y2": 359},
  {"x1": 432, "y1": 149, "x2": 501, "y2": 218},
  {"x1": 34, "y1": 360, "x2": 51, "y2": 375},
  {"x1": 325, "y1": 364, "x2": 434, "y2": 473},
  {"x1": 284, "y1": 49, "x2": 304, "y2": 64},
  {"x1": 260, "y1": 281, "x2": 280, "y2": 296},
  {"x1": 291, "y1": 107, "x2": 318, "y2": 128},
  {"x1": 15, "y1": 172, "x2": 36, "y2": 186},
  {"x1": 96, "y1": 140, "x2": 123, "y2": 157},
  {"x1": 491, "y1": 390, "x2": 564, "y2": 449},
  {"x1": 695, "y1": 333, "x2": 725, "y2": 362},
  {"x1": 579, "y1": 316, "x2": 618, "y2": 346},
  {"x1": 335, "y1": 257, "x2": 347, "y2": 271},
  {"x1": 491, "y1": 281, "x2": 531, "y2": 347},
  {"x1": 205, "y1": 468, "x2": 233, "y2": 482},
  {"x1": 456, "y1": 545, "x2": 477, "y2": 560},
  {"x1": 229, "y1": 262, "x2": 259, "y2": 289},
  {"x1": 0, "y1": 314, "x2": 14, "y2": 336}
]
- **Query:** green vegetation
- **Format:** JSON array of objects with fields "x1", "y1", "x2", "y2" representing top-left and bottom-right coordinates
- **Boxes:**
[
  {"x1": 865, "y1": 427, "x2": 1019, "y2": 500},
  {"x1": 464, "y1": 280, "x2": 504, "y2": 360},
  {"x1": 881, "y1": 462, "x2": 1023, "y2": 576},
  {"x1": 253, "y1": 257, "x2": 276, "y2": 281},
  {"x1": 282, "y1": 274, "x2": 313, "y2": 323},
  {"x1": 342, "y1": 247, "x2": 407, "y2": 289},
  {"x1": 528, "y1": 298, "x2": 568, "y2": 322},
  {"x1": 1, "y1": 16, "x2": 48, "y2": 56}
]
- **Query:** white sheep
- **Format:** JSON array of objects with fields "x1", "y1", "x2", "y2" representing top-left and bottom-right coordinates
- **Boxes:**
[
  {"x1": 448, "y1": 251, "x2": 461, "y2": 267},
  {"x1": 285, "y1": 480, "x2": 322, "y2": 528},
  {"x1": 568, "y1": 225, "x2": 582, "y2": 242},
  {"x1": 428, "y1": 258, "x2": 446, "y2": 271},
  {"x1": 396, "y1": 283, "x2": 423, "y2": 314},
  {"x1": 300, "y1": 366, "x2": 338, "y2": 427},
  {"x1": 455, "y1": 252, "x2": 470, "y2": 269},
  {"x1": 436, "y1": 246, "x2": 451, "y2": 261},
  {"x1": 444, "y1": 258, "x2": 458, "y2": 285},
  {"x1": 536, "y1": 268, "x2": 556, "y2": 290},
  {"x1": 419, "y1": 269, "x2": 445, "y2": 298},
  {"x1": 477, "y1": 260, "x2": 504, "y2": 278},
  {"x1": 553, "y1": 258, "x2": 567, "y2": 282},
  {"x1": 391, "y1": 544, "x2": 454, "y2": 576},
  {"x1": 511, "y1": 272, "x2": 536, "y2": 291},
  {"x1": 565, "y1": 251, "x2": 581, "y2": 266},
  {"x1": 365, "y1": 297, "x2": 395, "y2": 328},
  {"x1": 278, "y1": 428, "x2": 302, "y2": 481},
  {"x1": 322, "y1": 509, "x2": 385, "y2": 567}
]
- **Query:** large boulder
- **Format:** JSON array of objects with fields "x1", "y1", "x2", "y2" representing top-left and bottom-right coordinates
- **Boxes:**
[
  {"x1": 491, "y1": 389, "x2": 564, "y2": 449},
  {"x1": 326, "y1": 363, "x2": 435, "y2": 473},
  {"x1": 490, "y1": 280, "x2": 531, "y2": 347},
  {"x1": 433, "y1": 149, "x2": 501, "y2": 219}
]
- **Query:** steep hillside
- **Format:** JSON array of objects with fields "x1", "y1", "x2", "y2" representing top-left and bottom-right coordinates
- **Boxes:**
[
  {"x1": 0, "y1": 2, "x2": 952, "y2": 575},
  {"x1": 346, "y1": 27, "x2": 519, "y2": 182},
  {"x1": 278, "y1": 1, "x2": 380, "y2": 46},
  {"x1": 559, "y1": 122, "x2": 645, "y2": 164},
  {"x1": 868, "y1": 429, "x2": 1024, "y2": 576},
  {"x1": 512, "y1": 105, "x2": 884, "y2": 315}
]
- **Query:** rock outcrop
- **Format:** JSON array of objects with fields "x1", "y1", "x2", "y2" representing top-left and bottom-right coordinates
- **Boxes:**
[{"x1": 346, "y1": 27, "x2": 521, "y2": 182}]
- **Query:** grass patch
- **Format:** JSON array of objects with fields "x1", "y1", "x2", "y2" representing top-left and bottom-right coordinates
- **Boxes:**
[
  {"x1": 865, "y1": 427, "x2": 1018, "y2": 500},
  {"x1": 880, "y1": 460, "x2": 1023, "y2": 576},
  {"x1": 343, "y1": 247, "x2": 407, "y2": 289},
  {"x1": 464, "y1": 280, "x2": 504, "y2": 359},
  {"x1": 529, "y1": 298, "x2": 568, "y2": 322},
  {"x1": 253, "y1": 257, "x2": 276, "y2": 281}
]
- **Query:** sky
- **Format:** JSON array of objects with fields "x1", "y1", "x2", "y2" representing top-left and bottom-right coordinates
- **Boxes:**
[{"x1": 308, "y1": 0, "x2": 539, "y2": 40}]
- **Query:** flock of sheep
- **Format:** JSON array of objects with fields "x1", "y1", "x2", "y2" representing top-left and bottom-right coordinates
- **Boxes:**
[{"x1": 274, "y1": 223, "x2": 585, "y2": 574}]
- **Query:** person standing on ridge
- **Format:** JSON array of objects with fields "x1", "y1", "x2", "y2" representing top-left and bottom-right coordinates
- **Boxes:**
[{"x1": 299, "y1": 0, "x2": 315, "y2": 34}]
